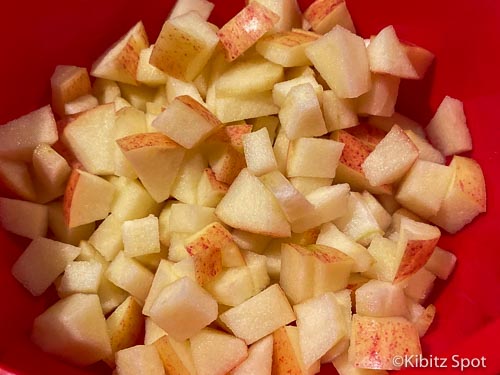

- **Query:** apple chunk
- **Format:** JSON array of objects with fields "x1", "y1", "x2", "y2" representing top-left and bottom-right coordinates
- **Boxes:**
[
  {"x1": 51, "y1": 65, "x2": 92, "y2": 117},
  {"x1": 115, "y1": 345, "x2": 165, "y2": 375},
  {"x1": 63, "y1": 169, "x2": 116, "y2": 228},
  {"x1": 232, "y1": 335, "x2": 273, "y2": 375},
  {"x1": 217, "y1": 2, "x2": 279, "y2": 61},
  {"x1": 0, "y1": 198, "x2": 48, "y2": 239},
  {"x1": 304, "y1": 0, "x2": 356, "y2": 35}
]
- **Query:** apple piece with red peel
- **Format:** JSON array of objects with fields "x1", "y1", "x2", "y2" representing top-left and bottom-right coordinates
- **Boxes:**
[
  {"x1": 0, "y1": 198, "x2": 48, "y2": 239},
  {"x1": 91, "y1": 21, "x2": 148, "y2": 85},
  {"x1": 33, "y1": 143, "x2": 71, "y2": 193},
  {"x1": 322, "y1": 90, "x2": 359, "y2": 132},
  {"x1": 0, "y1": 105, "x2": 57, "y2": 162},
  {"x1": 272, "y1": 75, "x2": 323, "y2": 107},
  {"x1": 243, "y1": 127, "x2": 278, "y2": 176},
  {"x1": 368, "y1": 112, "x2": 426, "y2": 138},
  {"x1": 191, "y1": 328, "x2": 248, "y2": 375},
  {"x1": 220, "y1": 284, "x2": 296, "y2": 345},
  {"x1": 153, "y1": 95, "x2": 222, "y2": 149},
  {"x1": 306, "y1": 25, "x2": 371, "y2": 98},
  {"x1": 361, "y1": 191, "x2": 392, "y2": 231},
  {"x1": 367, "y1": 25, "x2": 419, "y2": 79},
  {"x1": 279, "y1": 243, "x2": 316, "y2": 304},
  {"x1": 279, "y1": 83, "x2": 328, "y2": 140},
  {"x1": 304, "y1": 0, "x2": 356, "y2": 35},
  {"x1": 169, "y1": 0, "x2": 215, "y2": 21},
  {"x1": 404, "y1": 43, "x2": 435, "y2": 79},
  {"x1": 166, "y1": 75, "x2": 204, "y2": 104},
  {"x1": 333, "y1": 351, "x2": 390, "y2": 375},
  {"x1": 117, "y1": 132, "x2": 186, "y2": 203},
  {"x1": 404, "y1": 267, "x2": 436, "y2": 303},
  {"x1": 346, "y1": 123, "x2": 386, "y2": 149},
  {"x1": 349, "y1": 314, "x2": 421, "y2": 370},
  {"x1": 426, "y1": 96, "x2": 473, "y2": 156},
  {"x1": 57, "y1": 261, "x2": 103, "y2": 298},
  {"x1": 151, "y1": 11, "x2": 219, "y2": 81},
  {"x1": 63, "y1": 103, "x2": 116, "y2": 175},
  {"x1": 331, "y1": 130, "x2": 393, "y2": 195},
  {"x1": 208, "y1": 144, "x2": 246, "y2": 185},
  {"x1": 63, "y1": 169, "x2": 115, "y2": 228},
  {"x1": 429, "y1": 155, "x2": 486, "y2": 233},
  {"x1": 362, "y1": 125, "x2": 419, "y2": 186},
  {"x1": 355, "y1": 279, "x2": 408, "y2": 318},
  {"x1": 215, "y1": 168, "x2": 291, "y2": 238},
  {"x1": 404, "y1": 129, "x2": 445, "y2": 164},
  {"x1": 32, "y1": 294, "x2": 111, "y2": 366},
  {"x1": 153, "y1": 335, "x2": 197, "y2": 375},
  {"x1": 137, "y1": 46, "x2": 170, "y2": 86},
  {"x1": 109, "y1": 176, "x2": 159, "y2": 222},
  {"x1": 217, "y1": 2, "x2": 279, "y2": 61},
  {"x1": 272, "y1": 325, "x2": 316, "y2": 375},
  {"x1": 414, "y1": 304, "x2": 436, "y2": 338},
  {"x1": 256, "y1": 29, "x2": 320, "y2": 67},
  {"x1": 232, "y1": 334, "x2": 273, "y2": 375},
  {"x1": 357, "y1": 73, "x2": 400, "y2": 117},
  {"x1": 206, "y1": 123, "x2": 253, "y2": 154},
  {"x1": 396, "y1": 159, "x2": 454, "y2": 219},
  {"x1": 115, "y1": 345, "x2": 164, "y2": 375},
  {"x1": 197, "y1": 168, "x2": 229, "y2": 207},
  {"x1": 425, "y1": 246, "x2": 457, "y2": 280},
  {"x1": 51, "y1": 65, "x2": 92, "y2": 117},
  {"x1": 250, "y1": 0, "x2": 302, "y2": 32},
  {"x1": 0, "y1": 158, "x2": 36, "y2": 201}
]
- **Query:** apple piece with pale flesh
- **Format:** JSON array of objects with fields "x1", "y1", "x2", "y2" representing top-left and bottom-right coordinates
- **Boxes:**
[
  {"x1": 357, "y1": 73, "x2": 400, "y2": 117},
  {"x1": 243, "y1": 127, "x2": 278, "y2": 176},
  {"x1": 32, "y1": 143, "x2": 71, "y2": 193},
  {"x1": 0, "y1": 158, "x2": 36, "y2": 201},
  {"x1": 426, "y1": 96, "x2": 472, "y2": 156},
  {"x1": 404, "y1": 129, "x2": 445, "y2": 164},
  {"x1": 220, "y1": 284, "x2": 296, "y2": 345},
  {"x1": 166, "y1": 75, "x2": 205, "y2": 104},
  {"x1": 425, "y1": 246, "x2": 457, "y2": 280},
  {"x1": 215, "y1": 168, "x2": 291, "y2": 238},
  {"x1": 349, "y1": 314, "x2": 421, "y2": 370},
  {"x1": 47, "y1": 202, "x2": 95, "y2": 246},
  {"x1": 87, "y1": 214, "x2": 123, "y2": 261},
  {"x1": 333, "y1": 351, "x2": 389, "y2": 375},
  {"x1": 404, "y1": 267, "x2": 436, "y2": 303},
  {"x1": 122, "y1": 214, "x2": 160, "y2": 257},
  {"x1": 32, "y1": 294, "x2": 111, "y2": 366},
  {"x1": 217, "y1": 2, "x2": 279, "y2": 61},
  {"x1": 92, "y1": 78, "x2": 120, "y2": 104},
  {"x1": 404, "y1": 43, "x2": 435, "y2": 79},
  {"x1": 169, "y1": 203, "x2": 218, "y2": 234},
  {"x1": 249, "y1": 0, "x2": 302, "y2": 32},
  {"x1": 208, "y1": 144, "x2": 246, "y2": 184},
  {"x1": 355, "y1": 279, "x2": 408, "y2": 318},
  {"x1": 150, "y1": 11, "x2": 219, "y2": 81},
  {"x1": 0, "y1": 105, "x2": 57, "y2": 162},
  {"x1": 150, "y1": 276, "x2": 218, "y2": 341},
  {"x1": 304, "y1": 0, "x2": 356, "y2": 34},
  {"x1": 51, "y1": 65, "x2": 92, "y2": 117},
  {"x1": 306, "y1": 25, "x2": 371, "y2": 98},
  {"x1": 57, "y1": 261, "x2": 103, "y2": 297},
  {"x1": 212, "y1": 91, "x2": 279, "y2": 123},
  {"x1": 197, "y1": 168, "x2": 229, "y2": 207},
  {"x1": 109, "y1": 176, "x2": 159, "y2": 222},
  {"x1": 153, "y1": 334, "x2": 197, "y2": 375},
  {"x1": 115, "y1": 345, "x2": 165, "y2": 375},
  {"x1": 272, "y1": 74, "x2": 323, "y2": 107},
  {"x1": 231, "y1": 334, "x2": 273, "y2": 375},
  {"x1": 168, "y1": 0, "x2": 215, "y2": 20},
  {"x1": 362, "y1": 125, "x2": 418, "y2": 186},
  {"x1": 0, "y1": 198, "x2": 48, "y2": 239},
  {"x1": 63, "y1": 169, "x2": 115, "y2": 228},
  {"x1": 171, "y1": 151, "x2": 207, "y2": 205},
  {"x1": 143, "y1": 260, "x2": 180, "y2": 316},
  {"x1": 205, "y1": 266, "x2": 255, "y2": 306},
  {"x1": 322, "y1": 90, "x2": 359, "y2": 132},
  {"x1": 272, "y1": 325, "x2": 316, "y2": 375},
  {"x1": 137, "y1": 45, "x2": 170, "y2": 86},
  {"x1": 117, "y1": 132, "x2": 186, "y2": 203}
]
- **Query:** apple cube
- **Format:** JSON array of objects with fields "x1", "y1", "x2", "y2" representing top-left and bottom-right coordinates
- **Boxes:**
[
  {"x1": 197, "y1": 168, "x2": 229, "y2": 207},
  {"x1": 0, "y1": 105, "x2": 57, "y2": 162},
  {"x1": 361, "y1": 191, "x2": 392, "y2": 231},
  {"x1": 355, "y1": 280, "x2": 408, "y2": 318},
  {"x1": 292, "y1": 183, "x2": 350, "y2": 233},
  {"x1": 425, "y1": 246, "x2": 457, "y2": 280},
  {"x1": 272, "y1": 74, "x2": 323, "y2": 107},
  {"x1": 105, "y1": 251, "x2": 154, "y2": 304},
  {"x1": 306, "y1": 26, "x2": 371, "y2": 98},
  {"x1": 91, "y1": 21, "x2": 148, "y2": 85},
  {"x1": 357, "y1": 73, "x2": 400, "y2": 117},
  {"x1": 115, "y1": 345, "x2": 165, "y2": 375},
  {"x1": 287, "y1": 137, "x2": 344, "y2": 178},
  {"x1": 137, "y1": 45, "x2": 169, "y2": 86},
  {"x1": 404, "y1": 129, "x2": 445, "y2": 164},
  {"x1": 304, "y1": 0, "x2": 356, "y2": 35},
  {"x1": 243, "y1": 127, "x2": 278, "y2": 176},
  {"x1": 362, "y1": 125, "x2": 418, "y2": 186},
  {"x1": 0, "y1": 158, "x2": 36, "y2": 201},
  {"x1": 367, "y1": 25, "x2": 419, "y2": 79},
  {"x1": 316, "y1": 222, "x2": 373, "y2": 273},
  {"x1": 153, "y1": 95, "x2": 222, "y2": 149},
  {"x1": 151, "y1": 11, "x2": 219, "y2": 81},
  {"x1": 171, "y1": 150, "x2": 207, "y2": 205},
  {"x1": 242, "y1": 250, "x2": 271, "y2": 294},
  {"x1": 104, "y1": 296, "x2": 144, "y2": 367},
  {"x1": 117, "y1": 82, "x2": 157, "y2": 111},
  {"x1": 256, "y1": 29, "x2": 320, "y2": 67},
  {"x1": 404, "y1": 267, "x2": 436, "y2": 303},
  {"x1": 349, "y1": 315, "x2": 421, "y2": 370},
  {"x1": 51, "y1": 65, "x2": 92, "y2": 117},
  {"x1": 295, "y1": 292, "x2": 348, "y2": 368},
  {"x1": 333, "y1": 351, "x2": 390, "y2": 375},
  {"x1": 0, "y1": 198, "x2": 48, "y2": 239},
  {"x1": 11, "y1": 237, "x2": 80, "y2": 296},
  {"x1": 346, "y1": 123, "x2": 387, "y2": 149},
  {"x1": 426, "y1": 96, "x2": 472, "y2": 156},
  {"x1": 429, "y1": 156, "x2": 486, "y2": 232},
  {"x1": 220, "y1": 284, "x2": 296, "y2": 344},
  {"x1": 250, "y1": 0, "x2": 302, "y2": 32},
  {"x1": 169, "y1": 0, "x2": 214, "y2": 20},
  {"x1": 150, "y1": 276, "x2": 218, "y2": 340},
  {"x1": 166, "y1": 75, "x2": 205, "y2": 104},
  {"x1": 232, "y1": 230, "x2": 271, "y2": 254},
  {"x1": 32, "y1": 143, "x2": 71, "y2": 191},
  {"x1": 169, "y1": 203, "x2": 217, "y2": 233},
  {"x1": 217, "y1": 2, "x2": 279, "y2": 61},
  {"x1": 153, "y1": 335, "x2": 197, "y2": 375},
  {"x1": 279, "y1": 243, "x2": 316, "y2": 304},
  {"x1": 272, "y1": 326, "x2": 312, "y2": 375},
  {"x1": 273, "y1": 127, "x2": 290, "y2": 174},
  {"x1": 205, "y1": 266, "x2": 255, "y2": 306},
  {"x1": 57, "y1": 261, "x2": 103, "y2": 297},
  {"x1": 168, "y1": 232, "x2": 191, "y2": 262},
  {"x1": 368, "y1": 112, "x2": 425, "y2": 138},
  {"x1": 232, "y1": 335, "x2": 273, "y2": 375},
  {"x1": 206, "y1": 123, "x2": 253, "y2": 154},
  {"x1": 47, "y1": 202, "x2": 95, "y2": 246},
  {"x1": 413, "y1": 304, "x2": 436, "y2": 338},
  {"x1": 208, "y1": 144, "x2": 246, "y2": 184},
  {"x1": 322, "y1": 90, "x2": 359, "y2": 131},
  {"x1": 279, "y1": 83, "x2": 328, "y2": 140},
  {"x1": 396, "y1": 159, "x2": 454, "y2": 218},
  {"x1": 249, "y1": 115, "x2": 279, "y2": 143},
  {"x1": 405, "y1": 43, "x2": 435, "y2": 79},
  {"x1": 122, "y1": 214, "x2": 160, "y2": 257},
  {"x1": 92, "y1": 78, "x2": 121, "y2": 104},
  {"x1": 289, "y1": 176, "x2": 333, "y2": 196},
  {"x1": 215, "y1": 169, "x2": 291, "y2": 238},
  {"x1": 63, "y1": 94, "x2": 99, "y2": 116},
  {"x1": 87, "y1": 214, "x2": 123, "y2": 261},
  {"x1": 143, "y1": 260, "x2": 180, "y2": 316},
  {"x1": 32, "y1": 294, "x2": 111, "y2": 366},
  {"x1": 109, "y1": 176, "x2": 159, "y2": 222}
]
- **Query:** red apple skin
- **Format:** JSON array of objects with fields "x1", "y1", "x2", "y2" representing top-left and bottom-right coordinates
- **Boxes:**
[
  {"x1": 304, "y1": 0, "x2": 345, "y2": 28},
  {"x1": 62, "y1": 168, "x2": 81, "y2": 227},
  {"x1": 207, "y1": 124, "x2": 253, "y2": 153},
  {"x1": 116, "y1": 132, "x2": 181, "y2": 152},
  {"x1": 395, "y1": 238, "x2": 440, "y2": 282}
]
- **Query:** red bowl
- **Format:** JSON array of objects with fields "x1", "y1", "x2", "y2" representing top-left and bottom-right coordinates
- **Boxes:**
[{"x1": 0, "y1": 1, "x2": 499, "y2": 374}]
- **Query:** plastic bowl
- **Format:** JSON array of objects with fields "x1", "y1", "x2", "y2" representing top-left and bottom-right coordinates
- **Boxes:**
[{"x1": 0, "y1": 0, "x2": 499, "y2": 374}]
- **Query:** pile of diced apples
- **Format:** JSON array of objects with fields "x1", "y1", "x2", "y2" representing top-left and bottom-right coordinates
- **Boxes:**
[{"x1": 0, "y1": 0, "x2": 487, "y2": 374}]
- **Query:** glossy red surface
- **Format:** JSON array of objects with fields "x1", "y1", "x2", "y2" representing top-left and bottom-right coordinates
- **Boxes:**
[{"x1": 0, "y1": 0, "x2": 499, "y2": 374}]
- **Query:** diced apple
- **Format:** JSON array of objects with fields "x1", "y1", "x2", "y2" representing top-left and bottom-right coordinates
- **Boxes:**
[
  {"x1": 272, "y1": 326, "x2": 309, "y2": 375},
  {"x1": 396, "y1": 159, "x2": 454, "y2": 218},
  {"x1": 109, "y1": 176, "x2": 159, "y2": 221},
  {"x1": 404, "y1": 267, "x2": 436, "y2": 303},
  {"x1": 32, "y1": 294, "x2": 111, "y2": 366},
  {"x1": 115, "y1": 345, "x2": 165, "y2": 375},
  {"x1": 349, "y1": 315, "x2": 421, "y2": 370},
  {"x1": 92, "y1": 78, "x2": 121, "y2": 104},
  {"x1": 304, "y1": 0, "x2": 356, "y2": 35},
  {"x1": 306, "y1": 26, "x2": 371, "y2": 98},
  {"x1": 232, "y1": 334, "x2": 273, "y2": 375},
  {"x1": 404, "y1": 129, "x2": 445, "y2": 164},
  {"x1": 91, "y1": 21, "x2": 148, "y2": 85},
  {"x1": 206, "y1": 123, "x2": 253, "y2": 154},
  {"x1": 118, "y1": 82, "x2": 157, "y2": 111},
  {"x1": 47, "y1": 202, "x2": 95, "y2": 245},
  {"x1": 362, "y1": 125, "x2": 418, "y2": 186},
  {"x1": 357, "y1": 73, "x2": 400, "y2": 117},
  {"x1": 404, "y1": 43, "x2": 435, "y2": 79},
  {"x1": 208, "y1": 144, "x2": 246, "y2": 184},
  {"x1": 0, "y1": 198, "x2": 48, "y2": 239},
  {"x1": 289, "y1": 176, "x2": 333, "y2": 196},
  {"x1": 368, "y1": 112, "x2": 425, "y2": 138},
  {"x1": 50, "y1": 65, "x2": 92, "y2": 117},
  {"x1": 117, "y1": 132, "x2": 186, "y2": 203},
  {"x1": 322, "y1": 90, "x2": 359, "y2": 131},
  {"x1": 169, "y1": 203, "x2": 217, "y2": 233},
  {"x1": 0, "y1": 158, "x2": 36, "y2": 201},
  {"x1": 367, "y1": 25, "x2": 419, "y2": 79},
  {"x1": 333, "y1": 351, "x2": 389, "y2": 375},
  {"x1": 355, "y1": 280, "x2": 408, "y2": 318},
  {"x1": 168, "y1": 232, "x2": 191, "y2": 262},
  {"x1": 169, "y1": 0, "x2": 215, "y2": 20},
  {"x1": 220, "y1": 284, "x2": 296, "y2": 344},
  {"x1": 279, "y1": 83, "x2": 328, "y2": 140},
  {"x1": 287, "y1": 137, "x2": 344, "y2": 178},
  {"x1": 142, "y1": 260, "x2": 179, "y2": 316},
  {"x1": 215, "y1": 169, "x2": 291, "y2": 237},
  {"x1": 217, "y1": 2, "x2": 279, "y2": 61},
  {"x1": 205, "y1": 266, "x2": 255, "y2": 306},
  {"x1": 151, "y1": 11, "x2": 219, "y2": 81},
  {"x1": 414, "y1": 304, "x2": 436, "y2": 338},
  {"x1": 166, "y1": 75, "x2": 205, "y2": 104},
  {"x1": 87, "y1": 214, "x2": 123, "y2": 261},
  {"x1": 429, "y1": 156, "x2": 486, "y2": 232},
  {"x1": 425, "y1": 246, "x2": 456, "y2": 280},
  {"x1": 57, "y1": 261, "x2": 103, "y2": 297},
  {"x1": 426, "y1": 96, "x2": 472, "y2": 156},
  {"x1": 250, "y1": 0, "x2": 302, "y2": 32},
  {"x1": 63, "y1": 94, "x2": 99, "y2": 115},
  {"x1": 105, "y1": 251, "x2": 154, "y2": 304},
  {"x1": 150, "y1": 276, "x2": 218, "y2": 340},
  {"x1": 273, "y1": 127, "x2": 290, "y2": 174},
  {"x1": 197, "y1": 168, "x2": 229, "y2": 207},
  {"x1": 170, "y1": 151, "x2": 207, "y2": 205},
  {"x1": 32, "y1": 143, "x2": 71, "y2": 194},
  {"x1": 272, "y1": 74, "x2": 323, "y2": 107},
  {"x1": 243, "y1": 127, "x2": 278, "y2": 176},
  {"x1": 137, "y1": 45, "x2": 170, "y2": 86},
  {"x1": 153, "y1": 334, "x2": 197, "y2": 374},
  {"x1": 232, "y1": 230, "x2": 272, "y2": 254},
  {"x1": 122, "y1": 214, "x2": 160, "y2": 257},
  {"x1": 249, "y1": 116, "x2": 279, "y2": 143}
]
